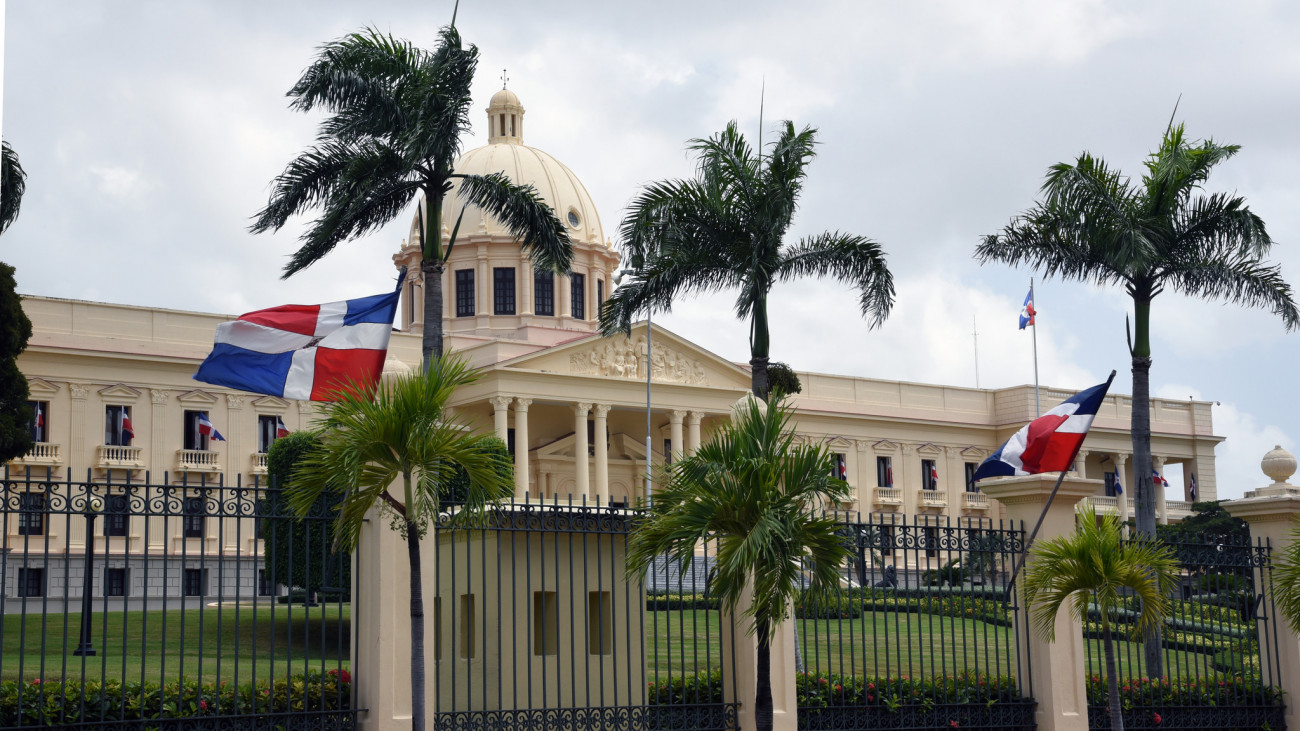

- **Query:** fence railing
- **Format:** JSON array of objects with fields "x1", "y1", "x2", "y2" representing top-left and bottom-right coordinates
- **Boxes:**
[
  {"x1": 431, "y1": 495, "x2": 739, "y2": 731},
  {"x1": 0, "y1": 468, "x2": 355, "y2": 730},
  {"x1": 796, "y1": 513, "x2": 1037, "y2": 731}
]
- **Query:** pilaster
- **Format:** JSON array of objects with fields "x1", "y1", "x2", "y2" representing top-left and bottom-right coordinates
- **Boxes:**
[
  {"x1": 574, "y1": 402, "x2": 591, "y2": 497},
  {"x1": 513, "y1": 398, "x2": 532, "y2": 500}
]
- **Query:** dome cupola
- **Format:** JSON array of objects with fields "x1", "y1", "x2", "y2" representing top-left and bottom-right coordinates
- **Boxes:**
[{"x1": 487, "y1": 87, "x2": 525, "y2": 145}]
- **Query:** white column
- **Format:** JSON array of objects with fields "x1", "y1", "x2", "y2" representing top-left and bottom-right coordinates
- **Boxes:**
[
  {"x1": 669, "y1": 410, "x2": 685, "y2": 463},
  {"x1": 490, "y1": 396, "x2": 511, "y2": 444},
  {"x1": 574, "y1": 401, "x2": 592, "y2": 498},
  {"x1": 593, "y1": 404, "x2": 611, "y2": 504},
  {"x1": 686, "y1": 411, "x2": 703, "y2": 455},
  {"x1": 1073, "y1": 449, "x2": 1089, "y2": 477},
  {"x1": 1114, "y1": 454, "x2": 1130, "y2": 524},
  {"x1": 1154, "y1": 455, "x2": 1169, "y2": 525},
  {"x1": 520, "y1": 260, "x2": 534, "y2": 316},
  {"x1": 513, "y1": 398, "x2": 531, "y2": 501}
]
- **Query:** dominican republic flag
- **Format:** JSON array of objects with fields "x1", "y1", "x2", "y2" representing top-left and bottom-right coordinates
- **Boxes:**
[
  {"x1": 120, "y1": 408, "x2": 134, "y2": 441},
  {"x1": 930, "y1": 463, "x2": 940, "y2": 486},
  {"x1": 834, "y1": 454, "x2": 847, "y2": 480},
  {"x1": 194, "y1": 275, "x2": 404, "y2": 401},
  {"x1": 275, "y1": 416, "x2": 290, "y2": 439},
  {"x1": 1189, "y1": 474, "x2": 1197, "y2": 501},
  {"x1": 1018, "y1": 288, "x2": 1036, "y2": 330},
  {"x1": 973, "y1": 371, "x2": 1115, "y2": 481},
  {"x1": 1113, "y1": 474, "x2": 1123, "y2": 495},
  {"x1": 1153, "y1": 469, "x2": 1169, "y2": 487},
  {"x1": 32, "y1": 402, "x2": 43, "y2": 439},
  {"x1": 886, "y1": 465, "x2": 894, "y2": 487},
  {"x1": 197, "y1": 412, "x2": 226, "y2": 442}
]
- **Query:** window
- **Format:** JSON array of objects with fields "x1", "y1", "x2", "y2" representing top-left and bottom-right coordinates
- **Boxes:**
[
  {"x1": 663, "y1": 438, "x2": 672, "y2": 465},
  {"x1": 184, "y1": 497, "x2": 205, "y2": 538},
  {"x1": 921, "y1": 459, "x2": 938, "y2": 491},
  {"x1": 257, "y1": 415, "x2": 282, "y2": 453},
  {"x1": 18, "y1": 568, "x2": 44, "y2": 598},
  {"x1": 455, "y1": 269, "x2": 475, "y2": 317},
  {"x1": 597, "y1": 279, "x2": 604, "y2": 308},
  {"x1": 831, "y1": 453, "x2": 848, "y2": 482},
  {"x1": 533, "y1": 591, "x2": 558, "y2": 656},
  {"x1": 1105, "y1": 472, "x2": 1120, "y2": 498},
  {"x1": 588, "y1": 591, "x2": 612, "y2": 655},
  {"x1": 570, "y1": 273, "x2": 586, "y2": 320},
  {"x1": 183, "y1": 410, "x2": 209, "y2": 451},
  {"x1": 964, "y1": 463, "x2": 979, "y2": 492},
  {"x1": 493, "y1": 267, "x2": 516, "y2": 315},
  {"x1": 534, "y1": 271, "x2": 554, "y2": 316},
  {"x1": 27, "y1": 400, "x2": 48, "y2": 443},
  {"x1": 104, "y1": 568, "x2": 127, "y2": 597},
  {"x1": 104, "y1": 494, "x2": 128, "y2": 537},
  {"x1": 876, "y1": 456, "x2": 893, "y2": 487},
  {"x1": 257, "y1": 569, "x2": 274, "y2": 597},
  {"x1": 924, "y1": 526, "x2": 939, "y2": 558},
  {"x1": 17, "y1": 492, "x2": 44, "y2": 536},
  {"x1": 104, "y1": 405, "x2": 132, "y2": 446},
  {"x1": 184, "y1": 568, "x2": 207, "y2": 596}
]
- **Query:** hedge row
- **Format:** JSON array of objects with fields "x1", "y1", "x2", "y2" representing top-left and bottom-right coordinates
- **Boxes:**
[
  {"x1": 647, "y1": 670, "x2": 1024, "y2": 709},
  {"x1": 1083, "y1": 675, "x2": 1282, "y2": 707}
]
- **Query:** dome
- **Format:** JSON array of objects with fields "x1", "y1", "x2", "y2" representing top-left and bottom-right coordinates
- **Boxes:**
[{"x1": 410, "y1": 87, "x2": 606, "y2": 247}]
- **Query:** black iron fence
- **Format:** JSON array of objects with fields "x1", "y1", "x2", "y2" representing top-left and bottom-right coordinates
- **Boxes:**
[
  {"x1": 1083, "y1": 531, "x2": 1285, "y2": 731},
  {"x1": 795, "y1": 513, "x2": 1037, "y2": 731},
  {"x1": 0, "y1": 468, "x2": 354, "y2": 730},
  {"x1": 431, "y1": 495, "x2": 739, "y2": 731}
]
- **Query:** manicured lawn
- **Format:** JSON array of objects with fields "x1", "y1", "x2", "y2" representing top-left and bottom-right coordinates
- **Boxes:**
[{"x1": 1, "y1": 603, "x2": 349, "y2": 683}]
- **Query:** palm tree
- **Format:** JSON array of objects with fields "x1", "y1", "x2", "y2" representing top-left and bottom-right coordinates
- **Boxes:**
[
  {"x1": 1022, "y1": 506, "x2": 1179, "y2": 731},
  {"x1": 1266, "y1": 523, "x2": 1300, "y2": 637},
  {"x1": 599, "y1": 122, "x2": 893, "y2": 400},
  {"x1": 1, "y1": 141, "x2": 26, "y2": 234},
  {"x1": 977, "y1": 123, "x2": 1298, "y2": 675},
  {"x1": 252, "y1": 24, "x2": 573, "y2": 364},
  {"x1": 284, "y1": 356, "x2": 512, "y2": 731},
  {"x1": 626, "y1": 396, "x2": 851, "y2": 731}
]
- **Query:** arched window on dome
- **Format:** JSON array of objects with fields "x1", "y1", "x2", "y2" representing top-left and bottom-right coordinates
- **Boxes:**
[
  {"x1": 510, "y1": 114, "x2": 516, "y2": 137},
  {"x1": 499, "y1": 114, "x2": 506, "y2": 138}
]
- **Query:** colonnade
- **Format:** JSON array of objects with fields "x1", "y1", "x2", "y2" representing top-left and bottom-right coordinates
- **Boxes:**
[{"x1": 1076, "y1": 449, "x2": 1200, "y2": 525}]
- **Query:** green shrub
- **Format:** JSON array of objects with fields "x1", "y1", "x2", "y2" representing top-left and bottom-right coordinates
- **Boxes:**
[
  {"x1": 265, "y1": 432, "x2": 351, "y2": 600},
  {"x1": 796, "y1": 671, "x2": 1022, "y2": 708},
  {"x1": 647, "y1": 670, "x2": 725, "y2": 705},
  {"x1": 645, "y1": 592, "x2": 720, "y2": 611},
  {"x1": 1084, "y1": 674, "x2": 1281, "y2": 707}
]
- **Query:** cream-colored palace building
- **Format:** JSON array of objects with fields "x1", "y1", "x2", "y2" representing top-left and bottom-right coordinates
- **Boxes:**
[{"x1": 7, "y1": 88, "x2": 1220, "y2": 599}]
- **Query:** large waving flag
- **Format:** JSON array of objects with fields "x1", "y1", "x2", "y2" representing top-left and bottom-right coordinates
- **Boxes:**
[
  {"x1": 1018, "y1": 288, "x2": 1036, "y2": 330},
  {"x1": 194, "y1": 275, "x2": 404, "y2": 401},
  {"x1": 973, "y1": 371, "x2": 1115, "y2": 481}
]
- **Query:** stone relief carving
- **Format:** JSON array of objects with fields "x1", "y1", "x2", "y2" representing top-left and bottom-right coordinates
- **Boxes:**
[
  {"x1": 69, "y1": 384, "x2": 91, "y2": 399},
  {"x1": 226, "y1": 394, "x2": 244, "y2": 409},
  {"x1": 568, "y1": 337, "x2": 707, "y2": 385},
  {"x1": 151, "y1": 389, "x2": 170, "y2": 404}
]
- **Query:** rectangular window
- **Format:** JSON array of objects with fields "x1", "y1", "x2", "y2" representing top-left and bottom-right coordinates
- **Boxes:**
[
  {"x1": 588, "y1": 591, "x2": 612, "y2": 655},
  {"x1": 184, "y1": 568, "x2": 207, "y2": 597},
  {"x1": 182, "y1": 410, "x2": 209, "y2": 451},
  {"x1": 831, "y1": 453, "x2": 848, "y2": 482},
  {"x1": 964, "y1": 463, "x2": 978, "y2": 492},
  {"x1": 924, "y1": 526, "x2": 939, "y2": 558},
  {"x1": 876, "y1": 456, "x2": 893, "y2": 487},
  {"x1": 104, "y1": 494, "x2": 128, "y2": 537},
  {"x1": 597, "y1": 279, "x2": 604, "y2": 309},
  {"x1": 104, "y1": 405, "x2": 132, "y2": 446},
  {"x1": 18, "y1": 568, "x2": 44, "y2": 598},
  {"x1": 921, "y1": 459, "x2": 937, "y2": 491},
  {"x1": 258, "y1": 569, "x2": 274, "y2": 597},
  {"x1": 184, "y1": 497, "x2": 205, "y2": 538},
  {"x1": 570, "y1": 273, "x2": 586, "y2": 320},
  {"x1": 459, "y1": 594, "x2": 476, "y2": 659},
  {"x1": 534, "y1": 271, "x2": 554, "y2": 316},
  {"x1": 493, "y1": 267, "x2": 516, "y2": 315},
  {"x1": 1105, "y1": 472, "x2": 1119, "y2": 498},
  {"x1": 17, "y1": 492, "x2": 44, "y2": 536},
  {"x1": 257, "y1": 415, "x2": 280, "y2": 453},
  {"x1": 104, "y1": 568, "x2": 127, "y2": 597},
  {"x1": 455, "y1": 269, "x2": 475, "y2": 317},
  {"x1": 533, "y1": 591, "x2": 559, "y2": 656},
  {"x1": 663, "y1": 438, "x2": 672, "y2": 465},
  {"x1": 27, "y1": 400, "x2": 48, "y2": 443}
]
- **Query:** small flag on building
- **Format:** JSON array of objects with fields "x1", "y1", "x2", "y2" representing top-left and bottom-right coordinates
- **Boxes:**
[
  {"x1": 1113, "y1": 474, "x2": 1123, "y2": 495},
  {"x1": 1153, "y1": 469, "x2": 1169, "y2": 487},
  {"x1": 120, "y1": 408, "x2": 134, "y2": 441},
  {"x1": 197, "y1": 412, "x2": 226, "y2": 442},
  {"x1": 1018, "y1": 288, "x2": 1036, "y2": 330},
  {"x1": 930, "y1": 463, "x2": 940, "y2": 486},
  {"x1": 1189, "y1": 473, "x2": 1197, "y2": 501},
  {"x1": 194, "y1": 274, "x2": 404, "y2": 401},
  {"x1": 275, "y1": 416, "x2": 290, "y2": 439},
  {"x1": 973, "y1": 371, "x2": 1115, "y2": 480}
]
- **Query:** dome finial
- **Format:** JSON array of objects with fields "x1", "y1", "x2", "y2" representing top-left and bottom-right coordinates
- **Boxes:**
[
  {"x1": 501, "y1": 68, "x2": 509, "y2": 90},
  {"x1": 487, "y1": 85, "x2": 525, "y2": 145}
]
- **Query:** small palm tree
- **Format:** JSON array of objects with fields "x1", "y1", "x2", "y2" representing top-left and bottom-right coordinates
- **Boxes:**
[
  {"x1": 599, "y1": 122, "x2": 893, "y2": 400},
  {"x1": 1022, "y1": 506, "x2": 1179, "y2": 731},
  {"x1": 626, "y1": 397, "x2": 851, "y2": 731},
  {"x1": 285, "y1": 356, "x2": 512, "y2": 731},
  {"x1": 252, "y1": 24, "x2": 572, "y2": 364},
  {"x1": 1265, "y1": 523, "x2": 1300, "y2": 636}
]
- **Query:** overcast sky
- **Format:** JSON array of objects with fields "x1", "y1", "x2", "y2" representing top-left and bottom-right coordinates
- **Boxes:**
[{"x1": 2, "y1": 1, "x2": 1297, "y2": 497}]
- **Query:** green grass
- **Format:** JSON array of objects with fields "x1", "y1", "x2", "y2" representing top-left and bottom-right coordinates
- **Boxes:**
[{"x1": 2, "y1": 603, "x2": 349, "y2": 683}]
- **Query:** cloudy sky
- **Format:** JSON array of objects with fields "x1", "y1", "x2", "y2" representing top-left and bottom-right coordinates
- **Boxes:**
[{"x1": 2, "y1": 1, "x2": 1297, "y2": 497}]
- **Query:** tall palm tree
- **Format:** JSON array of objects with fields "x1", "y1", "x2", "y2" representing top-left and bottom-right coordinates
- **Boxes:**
[
  {"x1": 976, "y1": 123, "x2": 1298, "y2": 675},
  {"x1": 1022, "y1": 506, "x2": 1179, "y2": 731},
  {"x1": 1, "y1": 141, "x2": 26, "y2": 234},
  {"x1": 284, "y1": 356, "x2": 512, "y2": 731},
  {"x1": 252, "y1": 25, "x2": 573, "y2": 364},
  {"x1": 626, "y1": 396, "x2": 851, "y2": 731},
  {"x1": 0, "y1": 141, "x2": 33, "y2": 463},
  {"x1": 599, "y1": 122, "x2": 893, "y2": 400}
]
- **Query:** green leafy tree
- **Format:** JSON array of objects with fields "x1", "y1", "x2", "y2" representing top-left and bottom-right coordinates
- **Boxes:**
[
  {"x1": 285, "y1": 356, "x2": 512, "y2": 731},
  {"x1": 599, "y1": 122, "x2": 894, "y2": 400},
  {"x1": 977, "y1": 123, "x2": 1298, "y2": 675},
  {"x1": 0, "y1": 141, "x2": 33, "y2": 464},
  {"x1": 1022, "y1": 507, "x2": 1179, "y2": 731},
  {"x1": 627, "y1": 397, "x2": 851, "y2": 731},
  {"x1": 252, "y1": 24, "x2": 572, "y2": 363},
  {"x1": 766, "y1": 361, "x2": 801, "y2": 398},
  {"x1": 263, "y1": 431, "x2": 351, "y2": 600}
]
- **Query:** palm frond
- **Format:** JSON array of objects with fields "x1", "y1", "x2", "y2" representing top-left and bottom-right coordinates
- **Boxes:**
[
  {"x1": 0, "y1": 141, "x2": 26, "y2": 235},
  {"x1": 288, "y1": 28, "x2": 426, "y2": 121},
  {"x1": 776, "y1": 232, "x2": 894, "y2": 328},
  {"x1": 454, "y1": 172, "x2": 573, "y2": 273},
  {"x1": 598, "y1": 237, "x2": 740, "y2": 335}
]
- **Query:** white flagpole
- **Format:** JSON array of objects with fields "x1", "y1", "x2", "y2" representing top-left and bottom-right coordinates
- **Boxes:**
[
  {"x1": 972, "y1": 315, "x2": 980, "y2": 388},
  {"x1": 1031, "y1": 278, "x2": 1040, "y2": 416}
]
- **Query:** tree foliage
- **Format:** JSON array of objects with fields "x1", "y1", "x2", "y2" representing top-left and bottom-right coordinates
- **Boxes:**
[
  {"x1": 263, "y1": 430, "x2": 351, "y2": 598},
  {"x1": 766, "y1": 361, "x2": 801, "y2": 397},
  {"x1": 0, "y1": 142, "x2": 32, "y2": 464}
]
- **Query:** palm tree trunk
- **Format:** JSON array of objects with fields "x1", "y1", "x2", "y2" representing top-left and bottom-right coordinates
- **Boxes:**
[
  {"x1": 1131, "y1": 295, "x2": 1163, "y2": 679},
  {"x1": 1103, "y1": 619, "x2": 1124, "y2": 731},
  {"x1": 407, "y1": 520, "x2": 426, "y2": 731},
  {"x1": 754, "y1": 618, "x2": 774, "y2": 731},
  {"x1": 422, "y1": 259, "x2": 445, "y2": 363},
  {"x1": 750, "y1": 295, "x2": 771, "y2": 400}
]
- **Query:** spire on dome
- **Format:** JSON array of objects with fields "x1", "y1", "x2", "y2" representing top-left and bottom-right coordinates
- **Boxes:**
[{"x1": 487, "y1": 86, "x2": 524, "y2": 145}]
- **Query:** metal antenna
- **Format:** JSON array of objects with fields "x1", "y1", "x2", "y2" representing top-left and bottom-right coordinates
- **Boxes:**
[{"x1": 501, "y1": 68, "x2": 509, "y2": 89}]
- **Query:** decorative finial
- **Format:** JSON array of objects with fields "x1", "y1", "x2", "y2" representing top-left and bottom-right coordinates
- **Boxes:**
[{"x1": 501, "y1": 68, "x2": 509, "y2": 90}]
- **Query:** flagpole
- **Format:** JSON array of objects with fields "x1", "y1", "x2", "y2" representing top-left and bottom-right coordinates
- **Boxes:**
[
  {"x1": 972, "y1": 315, "x2": 980, "y2": 388},
  {"x1": 1031, "y1": 278, "x2": 1040, "y2": 416}
]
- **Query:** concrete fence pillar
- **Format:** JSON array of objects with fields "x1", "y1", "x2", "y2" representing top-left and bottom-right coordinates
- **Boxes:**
[
  {"x1": 1224, "y1": 445, "x2": 1300, "y2": 731},
  {"x1": 720, "y1": 583, "x2": 798, "y2": 731},
  {"x1": 979, "y1": 473, "x2": 1101, "y2": 731}
]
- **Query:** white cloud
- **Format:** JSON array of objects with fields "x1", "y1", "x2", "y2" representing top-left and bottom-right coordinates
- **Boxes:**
[{"x1": 87, "y1": 164, "x2": 152, "y2": 203}]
